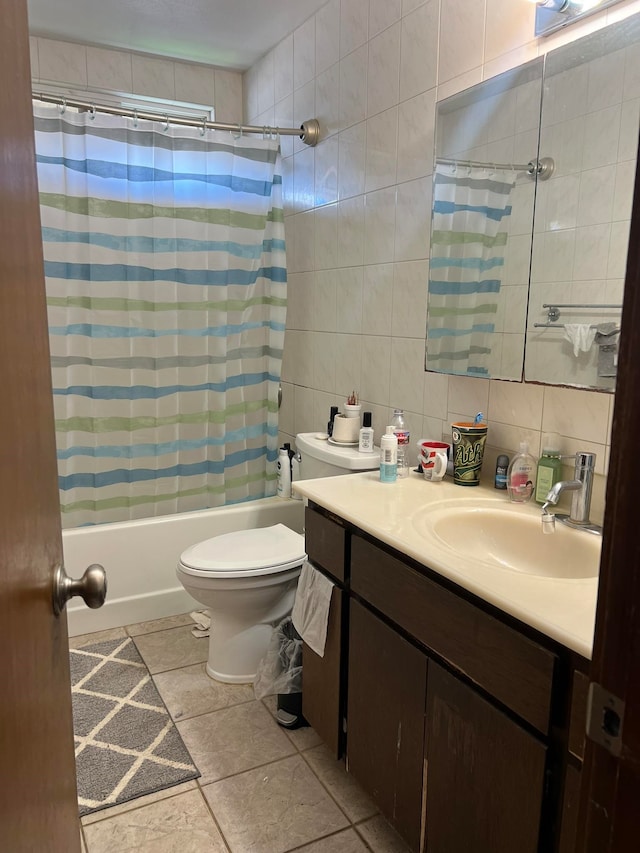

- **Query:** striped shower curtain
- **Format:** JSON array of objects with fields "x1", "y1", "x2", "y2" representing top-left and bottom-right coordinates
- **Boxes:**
[
  {"x1": 34, "y1": 105, "x2": 286, "y2": 527},
  {"x1": 426, "y1": 164, "x2": 515, "y2": 377}
]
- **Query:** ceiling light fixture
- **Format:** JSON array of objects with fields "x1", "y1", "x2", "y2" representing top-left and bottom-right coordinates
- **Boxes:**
[{"x1": 534, "y1": 0, "x2": 624, "y2": 36}]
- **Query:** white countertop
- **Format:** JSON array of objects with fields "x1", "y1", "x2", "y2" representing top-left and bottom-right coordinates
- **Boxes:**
[{"x1": 293, "y1": 471, "x2": 598, "y2": 660}]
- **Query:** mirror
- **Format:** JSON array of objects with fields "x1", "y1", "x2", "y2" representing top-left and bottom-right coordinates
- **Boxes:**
[
  {"x1": 426, "y1": 13, "x2": 640, "y2": 391},
  {"x1": 426, "y1": 59, "x2": 544, "y2": 381},
  {"x1": 525, "y1": 14, "x2": 640, "y2": 389}
]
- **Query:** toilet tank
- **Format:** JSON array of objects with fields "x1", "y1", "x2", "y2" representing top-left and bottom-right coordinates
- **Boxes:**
[{"x1": 295, "y1": 432, "x2": 380, "y2": 479}]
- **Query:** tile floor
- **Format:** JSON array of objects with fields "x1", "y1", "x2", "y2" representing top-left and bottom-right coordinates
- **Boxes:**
[{"x1": 71, "y1": 615, "x2": 411, "y2": 853}]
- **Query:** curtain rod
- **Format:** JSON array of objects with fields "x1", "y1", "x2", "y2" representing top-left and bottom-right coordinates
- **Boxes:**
[
  {"x1": 437, "y1": 156, "x2": 555, "y2": 180},
  {"x1": 32, "y1": 92, "x2": 320, "y2": 147}
]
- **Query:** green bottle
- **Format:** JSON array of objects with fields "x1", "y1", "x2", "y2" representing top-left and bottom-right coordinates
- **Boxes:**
[{"x1": 535, "y1": 434, "x2": 562, "y2": 504}]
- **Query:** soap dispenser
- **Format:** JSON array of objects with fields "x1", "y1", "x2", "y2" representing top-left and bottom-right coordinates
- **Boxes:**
[{"x1": 506, "y1": 441, "x2": 537, "y2": 503}]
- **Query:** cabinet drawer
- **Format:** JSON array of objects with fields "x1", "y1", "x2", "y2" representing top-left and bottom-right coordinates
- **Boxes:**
[
  {"x1": 305, "y1": 506, "x2": 346, "y2": 584},
  {"x1": 351, "y1": 535, "x2": 556, "y2": 734}
]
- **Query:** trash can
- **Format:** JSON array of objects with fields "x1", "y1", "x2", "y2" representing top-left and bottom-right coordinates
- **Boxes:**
[{"x1": 253, "y1": 617, "x2": 308, "y2": 729}]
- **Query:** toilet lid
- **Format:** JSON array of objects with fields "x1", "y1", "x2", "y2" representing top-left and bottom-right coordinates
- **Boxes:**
[{"x1": 179, "y1": 523, "x2": 306, "y2": 576}]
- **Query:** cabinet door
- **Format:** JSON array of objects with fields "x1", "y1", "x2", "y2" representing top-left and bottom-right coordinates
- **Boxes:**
[
  {"x1": 347, "y1": 600, "x2": 428, "y2": 852},
  {"x1": 426, "y1": 662, "x2": 546, "y2": 853},
  {"x1": 302, "y1": 586, "x2": 343, "y2": 757}
]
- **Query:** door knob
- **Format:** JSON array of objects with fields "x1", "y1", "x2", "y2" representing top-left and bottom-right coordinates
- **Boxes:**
[{"x1": 52, "y1": 563, "x2": 107, "y2": 616}]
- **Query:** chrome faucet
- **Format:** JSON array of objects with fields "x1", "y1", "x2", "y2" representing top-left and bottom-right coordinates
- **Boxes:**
[{"x1": 541, "y1": 452, "x2": 602, "y2": 535}]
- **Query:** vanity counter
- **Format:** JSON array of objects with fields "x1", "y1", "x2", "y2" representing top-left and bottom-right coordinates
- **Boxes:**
[{"x1": 293, "y1": 472, "x2": 598, "y2": 659}]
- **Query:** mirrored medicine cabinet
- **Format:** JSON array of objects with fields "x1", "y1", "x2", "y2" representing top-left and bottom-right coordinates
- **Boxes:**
[{"x1": 425, "y1": 12, "x2": 640, "y2": 391}]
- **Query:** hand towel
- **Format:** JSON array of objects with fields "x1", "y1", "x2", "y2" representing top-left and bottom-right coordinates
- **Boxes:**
[
  {"x1": 291, "y1": 560, "x2": 334, "y2": 658},
  {"x1": 563, "y1": 324, "x2": 596, "y2": 357}
]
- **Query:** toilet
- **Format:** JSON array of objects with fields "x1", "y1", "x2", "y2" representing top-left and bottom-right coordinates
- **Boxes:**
[{"x1": 176, "y1": 432, "x2": 380, "y2": 683}]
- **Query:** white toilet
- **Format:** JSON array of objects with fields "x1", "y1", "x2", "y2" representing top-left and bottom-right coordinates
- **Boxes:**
[{"x1": 176, "y1": 432, "x2": 380, "y2": 683}]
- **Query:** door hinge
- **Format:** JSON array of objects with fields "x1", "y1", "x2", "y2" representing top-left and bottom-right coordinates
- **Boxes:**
[{"x1": 586, "y1": 681, "x2": 625, "y2": 757}]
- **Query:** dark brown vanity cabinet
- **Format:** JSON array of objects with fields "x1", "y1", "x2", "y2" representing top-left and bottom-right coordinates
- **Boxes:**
[
  {"x1": 302, "y1": 504, "x2": 588, "y2": 853},
  {"x1": 301, "y1": 507, "x2": 347, "y2": 756},
  {"x1": 347, "y1": 599, "x2": 427, "y2": 851}
]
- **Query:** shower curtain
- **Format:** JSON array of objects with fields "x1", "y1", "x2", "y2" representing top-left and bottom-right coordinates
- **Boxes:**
[
  {"x1": 427, "y1": 163, "x2": 515, "y2": 377},
  {"x1": 34, "y1": 104, "x2": 286, "y2": 527}
]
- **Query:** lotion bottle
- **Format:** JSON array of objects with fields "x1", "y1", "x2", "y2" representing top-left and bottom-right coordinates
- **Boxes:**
[
  {"x1": 506, "y1": 441, "x2": 537, "y2": 503},
  {"x1": 359, "y1": 411, "x2": 374, "y2": 453},
  {"x1": 535, "y1": 434, "x2": 562, "y2": 504},
  {"x1": 379, "y1": 426, "x2": 398, "y2": 483}
]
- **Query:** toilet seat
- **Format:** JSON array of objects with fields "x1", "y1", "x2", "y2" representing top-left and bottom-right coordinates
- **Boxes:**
[{"x1": 179, "y1": 523, "x2": 306, "y2": 579}]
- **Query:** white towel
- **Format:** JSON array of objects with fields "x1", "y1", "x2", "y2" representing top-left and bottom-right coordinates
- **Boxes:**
[
  {"x1": 563, "y1": 324, "x2": 596, "y2": 357},
  {"x1": 291, "y1": 560, "x2": 334, "y2": 658}
]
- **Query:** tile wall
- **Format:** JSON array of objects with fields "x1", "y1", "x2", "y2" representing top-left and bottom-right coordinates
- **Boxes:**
[
  {"x1": 29, "y1": 36, "x2": 243, "y2": 123},
  {"x1": 244, "y1": 0, "x2": 640, "y2": 521}
]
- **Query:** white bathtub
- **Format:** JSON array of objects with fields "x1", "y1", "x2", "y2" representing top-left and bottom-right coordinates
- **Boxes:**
[{"x1": 64, "y1": 497, "x2": 305, "y2": 636}]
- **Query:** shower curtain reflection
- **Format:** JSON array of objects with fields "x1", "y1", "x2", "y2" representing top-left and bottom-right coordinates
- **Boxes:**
[{"x1": 34, "y1": 105, "x2": 286, "y2": 527}]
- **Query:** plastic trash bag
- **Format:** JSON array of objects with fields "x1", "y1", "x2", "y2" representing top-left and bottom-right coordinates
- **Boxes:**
[{"x1": 253, "y1": 617, "x2": 303, "y2": 699}]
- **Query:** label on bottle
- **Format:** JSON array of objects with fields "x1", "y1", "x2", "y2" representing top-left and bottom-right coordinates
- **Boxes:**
[{"x1": 535, "y1": 463, "x2": 556, "y2": 504}]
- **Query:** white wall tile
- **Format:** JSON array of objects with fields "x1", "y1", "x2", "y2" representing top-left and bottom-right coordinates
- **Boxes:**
[
  {"x1": 360, "y1": 335, "x2": 392, "y2": 404},
  {"x1": 274, "y1": 35, "x2": 294, "y2": 103},
  {"x1": 293, "y1": 79, "x2": 316, "y2": 153},
  {"x1": 399, "y1": 1, "x2": 439, "y2": 102},
  {"x1": 315, "y1": 62, "x2": 341, "y2": 138},
  {"x1": 397, "y1": 89, "x2": 436, "y2": 182},
  {"x1": 362, "y1": 263, "x2": 394, "y2": 334},
  {"x1": 542, "y1": 386, "x2": 610, "y2": 444},
  {"x1": 370, "y1": 0, "x2": 402, "y2": 39},
  {"x1": 314, "y1": 202, "x2": 339, "y2": 269},
  {"x1": 316, "y1": 0, "x2": 340, "y2": 75},
  {"x1": 315, "y1": 137, "x2": 339, "y2": 205},
  {"x1": 335, "y1": 333, "x2": 363, "y2": 396},
  {"x1": 174, "y1": 63, "x2": 215, "y2": 106},
  {"x1": 394, "y1": 176, "x2": 431, "y2": 261},
  {"x1": 336, "y1": 267, "x2": 365, "y2": 333},
  {"x1": 484, "y1": 0, "x2": 535, "y2": 64},
  {"x1": 367, "y1": 23, "x2": 401, "y2": 117},
  {"x1": 438, "y1": 0, "x2": 486, "y2": 84},
  {"x1": 365, "y1": 107, "x2": 399, "y2": 192},
  {"x1": 340, "y1": 0, "x2": 370, "y2": 58},
  {"x1": 339, "y1": 45, "x2": 368, "y2": 129},
  {"x1": 87, "y1": 46, "x2": 132, "y2": 92},
  {"x1": 392, "y1": 259, "x2": 429, "y2": 339},
  {"x1": 214, "y1": 70, "x2": 243, "y2": 124},
  {"x1": 313, "y1": 269, "x2": 338, "y2": 330},
  {"x1": 364, "y1": 186, "x2": 397, "y2": 264},
  {"x1": 294, "y1": 17, "x2": 316, "y2": 90},
  {"x1": 132, "y1": 55, "x2": 175, "y2": 100},
  {"x1": 338, "y1": 121, "x2": 366, "y2": 199},
  {"x1": 337, "y1": 195, "x2": 366, "y2": 266},
  {"x1": 39, "y1": 38, "x2": 87, "y2": 86},
  {"x1": 256, "y1": 52, "x2": 275, "y2": 115}
]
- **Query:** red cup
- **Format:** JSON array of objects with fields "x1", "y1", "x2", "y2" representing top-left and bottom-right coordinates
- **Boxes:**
[{"x1": 418, "y1": 440, "x2": 449, "y2": 481}]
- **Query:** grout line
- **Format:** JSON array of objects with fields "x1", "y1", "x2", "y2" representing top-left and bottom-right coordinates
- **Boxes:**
[
  {"x1": 193, "y1": 783, "x2": 233, "y2": 853},
  {"x1": 80, "y1": 780, "x2": 199, "y2": 826}
]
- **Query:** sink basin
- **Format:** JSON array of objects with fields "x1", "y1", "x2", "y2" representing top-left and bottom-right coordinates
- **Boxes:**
[{"x1": 411, "y1": 500, "x2": 600, "y2": 580}]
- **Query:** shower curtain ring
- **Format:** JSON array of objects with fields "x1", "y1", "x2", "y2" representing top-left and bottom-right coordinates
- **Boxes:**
[
  {"x1": 89, "y1": 104, "x2": 96, "y2": 120},
  {"x1": 133, "y1": 108, "x2": 138, "y2": 128},
  {"x1": 163, "y1": 114, "x2": 170, "y2": 132},
  {"x1": 232, "y1": 123, "x2": 243, "y2": 139},
  {"x1": 200, "y1": 116, "x2": 207, "y2": 137},
  {"x1": 58, "y1": 98, "x2": 67, "y2": 115}
]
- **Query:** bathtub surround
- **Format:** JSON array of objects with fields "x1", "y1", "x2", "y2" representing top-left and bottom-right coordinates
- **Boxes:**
[
  {"x1": 36, "y1": 105, "x2": 287, "y2": 526},
  {"x1": 70, "y1": 636, "x2": 200, "y2": 817},
  {"x1": 246, "y1": 0, "x2": 639, "y2": 489}
]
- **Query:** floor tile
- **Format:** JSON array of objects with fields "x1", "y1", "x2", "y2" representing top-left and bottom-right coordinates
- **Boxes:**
[
  {"x1": 293, "y1": 828, "x2": 369, "y2": 852},
  {"x1": 154, "y1": 663, "x2": 254, "y2": 721},
  {"x1": 355, "y1": 815, "x2": 412, "y2": 853},
  {"x1": 81, "y1": 781, "x2": 198, "y2": 826},
  {"x1": 262, "y1": 695, "x2": 323, "y2": 752},
  {"x1": 177, "y1": 700, "x2": 296, "y2": 784},
  {"x1": 132, "y1": 625, "x2": 208, "y2": 674},
  {"x1": 126, "y1": 613, "x2": 196, "y2": 637},
  {"x1": 202, "y1": 755, "x2": 350, "y2": 853},
  {"x1": 83, "y1": 789, "x2": 226, "y2": 852},
  {"x1": 79, "y1": 826, "x2": 86, "y2": 852},
  {"x1": 303, "y1": 744, "x2": 377, "y2": 823},
  {"x1": 69, "y1": 627, "x2": 127, "y2": 650}
]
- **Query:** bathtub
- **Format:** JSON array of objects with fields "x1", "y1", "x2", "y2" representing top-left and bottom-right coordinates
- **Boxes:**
[{"x1": 64, "y1": 497, "x2": 305, "y2": 636}]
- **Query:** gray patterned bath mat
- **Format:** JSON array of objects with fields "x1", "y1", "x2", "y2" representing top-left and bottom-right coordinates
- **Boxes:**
[{"x1": 70, "y1": 636, "x2": 200, "y2": 816}]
